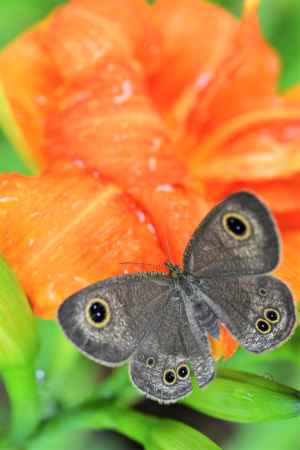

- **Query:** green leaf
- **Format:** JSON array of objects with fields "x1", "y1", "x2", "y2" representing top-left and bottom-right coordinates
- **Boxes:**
[
  {"x1": 219, "y1": 326, "x2": 300, "y2": 380},
  {"x1": 0, "y1": 256, "x2": 40, "y2": 443},
  {"x1": 36, "y1": 319, "x2": 100, "y2": 409},
  {"x1": 146, "y1": 419, "x2": 221, "y2": 450},
  {"x1": 0, "y1": 130, "x2": 32, "y2": 175},
  {"x1": 0, "y1": 83, "x2": 38, "y2": 174},
  {"x1": 2, "y1": 365, "x2": 41, "y2": 444},
  {"x1": 183, "y1": 368, "x2": 300, "y2": 423},
  {"x1": 93, "y1": 366, "x2": 134, "y2": 401},
  {"x1": 259, "y1": 0, "x2": 300, "y2": 90},
  {"x1": 0, "y1": 255, "x2": 38, "y2": 368},
  {"x1": 27, "y1": 405, "x2": 221, "y2": 450},
  {"x1": 206, "y1": 0, "x2": 243, "y2": 17}
]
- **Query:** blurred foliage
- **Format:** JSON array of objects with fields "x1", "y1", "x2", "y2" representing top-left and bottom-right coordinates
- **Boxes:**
[
  {"x1": 0, "y1": 256, "x2": 39, "y2": 444},
  {"x1": 210, "y1": 0, "x2": 300, "y2": 91},
  {"x1": 0, "y1": 0, "x2": 65, "y2": 48},
  {"x1": 0, "y1": 128, "x2": 33, "y2": 175},
  {"x1": 0, "y1": 256, "x2": 38, "y2": 368},
  {"x1": 0, "y1": 0, "x2": 300, "y2": 450},
  {"x1": 206, "y1": 0, "x2": 243, "y2": 16},
  {"x1": 0, "y1": 85, "x2": 39, "y2": 174},
  {"x1": 259, "y1": 0, "x2": 300, "y2": 90}
]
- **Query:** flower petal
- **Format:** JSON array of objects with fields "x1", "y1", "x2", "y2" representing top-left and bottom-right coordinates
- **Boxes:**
[
  {"x1": 183, "y1": 8, "x2": 280, "y2": 136},
  {"x1": 134, "y1": 185, "x2": 209, "y2": 264},
  {"x1": 188, "y1": 106, "x2": 300, "y2": 227},
  {"x1": 43, "y1": 3, "x2": 134, "y2": 80},
  {"x1": 43, "y1": 58, "x2": 185, "y2": 189},
  {"x1": 0, "y1": 20, "x2": 60, "y2": 160},
  {"x1": 0, "y1": 165, "x2": 166, "y2": 318},
  {"x1": 69, "y1": 0, "x2": 161, "y2": 75},
  {"x1": 148, "y1": 0, "x2": 238, "y2": 113},
  {"x1": 274, "y1": 229, "x2": 300, "y2": 302}
]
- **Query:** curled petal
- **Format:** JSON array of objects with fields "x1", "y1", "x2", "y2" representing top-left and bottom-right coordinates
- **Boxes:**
[
  {"x1": 43, "y1": 3, "x2": 134, "y2": 80},
  {"x1": 182, "y1": 8, "x2": 279, "y2": 136},
  {"x1": 69, "y1": 0, "x2": 161, "y2": 75},
  {"x1": 188, "y1": 107, "x2": 300, "y2": 227},
  {"x1": 189, "y1": 107, "x2": 300, "y2": 178},
  {"x1": 148, "y1": 0, "x2": 238, "y2": 113}
]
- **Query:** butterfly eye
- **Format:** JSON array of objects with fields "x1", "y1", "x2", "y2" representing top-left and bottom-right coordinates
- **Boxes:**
[
  {"x1": 264, "y1": 308, "x2": 280, "y2": 324},
  {"x1": 177, "y1": 364, "x2": 190, "y2": 380},
  {"x1": 85, "y1": 298, "x2": 110, "y2": 328},
  {"x1": 146, "y1": 357, "x2": 156, "y2": 368},
  {"x1": 255, "y1": 318, "x2": 272, "y2": 334},
  {"x1": 222, "y1": 212, "x2": 251, "y2": 241},
  {"x1": 163, "y1": 369, "x2": 177, "y2": 385}
]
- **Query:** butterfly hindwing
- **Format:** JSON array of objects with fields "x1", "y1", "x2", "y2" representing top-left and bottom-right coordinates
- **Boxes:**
[
  {"x1": 129, "y1": 292, "x2": 215, "y2": 403},
  {"x1": 183, "y1": 192, "x2": 279, "y2": 278},
  {"x1": 198, "y1": 275, "x2": 296, "y2": 353},
  {"x1": 129, "y1": 295, "x2": 192, "y2": 403},
  {"x1": 182, "y1": 298, "x2": 215, "y2": 387}
]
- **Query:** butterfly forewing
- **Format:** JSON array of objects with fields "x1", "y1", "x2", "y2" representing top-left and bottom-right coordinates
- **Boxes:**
[
  {"x1": 183, "y1": 192, "x2": 279, "y2": 278},
  {"x1": 58, "y1": 273, "x2": 172, "y2": 366}
]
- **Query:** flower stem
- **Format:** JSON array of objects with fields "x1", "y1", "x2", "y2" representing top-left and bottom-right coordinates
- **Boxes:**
[{"x1": 2, "y1": 363, "x2": 40, "y2": 444}]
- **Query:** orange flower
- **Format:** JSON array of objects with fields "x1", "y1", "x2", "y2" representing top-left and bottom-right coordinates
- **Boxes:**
[
  {"x1": 0, "y1": 0, "x2": 299, "y2": 359},
  {"x1": 0, "y1": 163, "x2": 165, "y2": 318}
]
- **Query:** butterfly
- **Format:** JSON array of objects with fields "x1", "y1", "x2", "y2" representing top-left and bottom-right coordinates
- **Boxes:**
[{"x1": 58, "y1": 191, "x2": 296, "y2": 403}]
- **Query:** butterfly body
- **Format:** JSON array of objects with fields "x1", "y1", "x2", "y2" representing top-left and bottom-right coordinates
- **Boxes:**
[
  {"x1": 58, "y1": 192, "x2": 297, "y2": 403},
  {"x1": 162, "y1": 265, "x2": 225, "y2": 343}
]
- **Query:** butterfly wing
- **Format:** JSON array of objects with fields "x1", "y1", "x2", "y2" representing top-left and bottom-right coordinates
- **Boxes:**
[
  {"x1": 183, "y1": 192, "x2": 279, "y2": 277},
  {"x1": 198, "y1": 275, "x2": 296, "y2": 352},
  {"x1": 58, "y1": 273, "x2": 172, "y2": 366},
  {"x1": 129, "y1": 293, "x2": 215, "y2": 403}
]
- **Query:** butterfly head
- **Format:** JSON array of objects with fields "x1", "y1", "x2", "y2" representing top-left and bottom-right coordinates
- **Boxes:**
[{"x1": 165, "y1": 261, "x2": 183, "y2": 278}]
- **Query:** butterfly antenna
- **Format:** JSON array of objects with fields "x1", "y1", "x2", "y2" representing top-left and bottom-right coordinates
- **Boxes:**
[
  {"x1": 120, "y1": 262, "x2": 166, "y2": 271},
  {"x1": 162, "y1": 221, "x2": 174, "y2": 264}
]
